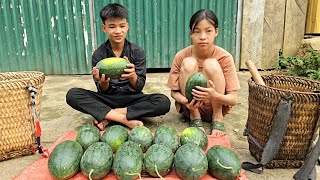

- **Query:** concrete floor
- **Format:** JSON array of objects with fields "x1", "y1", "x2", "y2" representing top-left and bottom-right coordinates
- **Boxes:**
[{"x1": 0, "y1": 71, "x2": 319, "y2": 180}]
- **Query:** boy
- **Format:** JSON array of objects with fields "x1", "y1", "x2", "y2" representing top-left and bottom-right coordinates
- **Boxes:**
[{"x1": 66, "y1": 3, "x2": 170, "y2": 131}]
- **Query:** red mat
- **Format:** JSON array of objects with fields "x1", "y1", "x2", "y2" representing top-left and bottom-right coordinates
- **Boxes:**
[{"x1": 14, "y1": 130, "x2": 248, "y2": 180}]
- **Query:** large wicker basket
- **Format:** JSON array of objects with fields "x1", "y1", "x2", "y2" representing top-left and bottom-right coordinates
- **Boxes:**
[
  {"x1": 246, "y1": 75, "x2": 320, "y2": 168},
  {"x1": 0, "y1": 71, "x2": 45, "y2": 161}
]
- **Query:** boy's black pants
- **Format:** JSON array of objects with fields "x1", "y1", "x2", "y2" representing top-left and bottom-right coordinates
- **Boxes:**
[{"x1": 66, "y1": 88, "x2": 170, "y2": 122}]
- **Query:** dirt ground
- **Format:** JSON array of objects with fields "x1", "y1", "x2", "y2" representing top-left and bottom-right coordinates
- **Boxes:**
[{"x1": 0, "y1": 71, "x2": 319, "y2": 180}]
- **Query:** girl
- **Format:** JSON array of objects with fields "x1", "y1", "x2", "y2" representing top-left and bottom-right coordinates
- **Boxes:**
[{"x1": 167, "y1": 9, "x2": 240, "y2": 136}]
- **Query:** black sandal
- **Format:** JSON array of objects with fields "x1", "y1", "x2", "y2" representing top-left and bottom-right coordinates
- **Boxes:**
[
  {"x1": 190, "y1": 119, "x2": 203, "y2": 128},
  {"x1": 211, "y1": 121, "x2": 226, "y2": 132}
]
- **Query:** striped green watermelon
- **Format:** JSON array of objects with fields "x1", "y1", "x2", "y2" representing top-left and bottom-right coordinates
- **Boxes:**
[
  {"x1": 76, "y1": 124, "x2": 100, "y2": 150},
  {"x1": 185, "y1": 72, "x2": 207, "y2": 102},
  {"x1": 101, "y1": 125, "x2": 128, "y2": 153},
  {"x1": 96, "y1": 57, "x2": 129, "y2": 78},
  {"x1": 154, "y1": 125, "x2": 179, "y2": 152},
  {"x1": 128, "y1": 126, "x2": 153, "y2": 152},
  {"x1": 174, "y1": 143, "x2": 208, "y2": 180},
  {"x1": 144, "y1": 144, "x2": 174, "y2": 178},
  {"x1": 80, "y1": 142, "x2": 113, "y2": 180},
  {"x1": 48, "y1": 140, "x2": 83, "y2": 180},
  {"x1": 113, "y1": 141, "x2": 143, "y2": 180},
  {"x1": 180, "y1": 127, "x2": 208, "y2": 151},
  {"x1": 207, "y1": 145, "x2": 241, "y2": 180}
]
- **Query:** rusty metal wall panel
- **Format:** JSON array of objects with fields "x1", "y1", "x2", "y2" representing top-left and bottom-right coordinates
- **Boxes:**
[
  {"x1": 94, "y1": 0, "x2": 238, "y2": 68},
  {"x1": 0, "y1": 0, "x2": 93, "y2": 74}
]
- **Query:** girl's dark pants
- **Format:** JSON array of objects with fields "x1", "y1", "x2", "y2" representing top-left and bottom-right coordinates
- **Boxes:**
[{"x1": 66, "y1": 88, "x2": 171, "y2": 122}]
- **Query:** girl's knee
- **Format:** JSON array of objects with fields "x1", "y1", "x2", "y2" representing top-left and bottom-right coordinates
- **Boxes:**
[
  {"x1": 181, "y1": 57, "x2": 198, "y2": 73},
  {"x1": 203, "y1": 58, "x2": 223, "y2": 75}
]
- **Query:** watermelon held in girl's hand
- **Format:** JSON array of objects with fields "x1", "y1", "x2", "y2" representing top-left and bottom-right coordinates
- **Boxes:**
[
  {"x1": 180, "y1": 127, "x2": 208, "y2": 151},
  {"x1": 185, "y1": 72, "x2": 207, "y2": 102},
  {"x1": 101, "y1": 125, "x2": 128, "y2": 153},
  {"x1": 76, "y1": 124, "x2": 100, "y2": 150},
  {"x1": 206, "y1": 145, "x2": 241, "y2": 180},
  {"x1": 48, "y1": 140, "x2": 83, "y2": 180},
  {"x1": 174, "y1": 143, "x2": 208, "y2": 180},
  {"x1": 80, "y1": 142, "x2": 113, "y2": 180},
  {"x1": 128, "y1": 126, "x2": 153, "y2": 152},
  {"x1": 144, "y1": 144, "x2": 174, "y2": 178},
  {"x1": 153, "y1": 125, "x2": 179, "y2": 152},
  {"x1": 113, "y1": 141, "x2": 143, "y2": 180}
]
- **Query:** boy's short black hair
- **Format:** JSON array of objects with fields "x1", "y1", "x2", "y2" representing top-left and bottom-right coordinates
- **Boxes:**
[{"x1": 100, "y1": 3, "x2": 128, "y2": 23}]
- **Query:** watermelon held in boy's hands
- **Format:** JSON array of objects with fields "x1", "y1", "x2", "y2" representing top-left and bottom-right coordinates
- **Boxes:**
[
  {"x1": 153, "y1": 125, "x2": 179, "y2": 152},
  {"x1": 180, "y1": 127, "x2": 208, "y2": 151},
  {"x1": 48, "y1": 140, "x2": 83, "y2": 180},
  {"x1": 76, "y1": 124, "x2": 100, "y2": 150},
  {"x1": 96, "y1": 57, "x2": 129, "y2": 78},
  {"x1": 206, "y1": 145, "x2": 241, "y2": 180},
  {"x1": 174, "y1": 143, "x2": 208, "y2": 180},
  {"x1": 185, "y1": 72, "x2": 207, "y2": 102},
  {"x1": 128, "y1": 126, "x2": 153, "y2": 152},
  {"x1": 144, "y1": 144, "x2": 174, "y2": 178},
  {"x1": 80, "y1": 142, "x2": 113, "y2": 180},
  {"x1": 101, "y1": 125, "x2": 128, "y2": 153},
  {"x1": 113, "y1": 141, "x2": 144, "y2": 180}
]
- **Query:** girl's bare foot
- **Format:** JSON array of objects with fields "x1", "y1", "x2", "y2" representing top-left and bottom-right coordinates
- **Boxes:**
[
  {"x1": 125, "y1": 120, "x2": 144, "y2": 129},
  {"x1": 211, "y1": 129, "x2": 226, "y2": 136},
  {"x1": 92, "y1": 120, "x2": 109, "y2": 131}
]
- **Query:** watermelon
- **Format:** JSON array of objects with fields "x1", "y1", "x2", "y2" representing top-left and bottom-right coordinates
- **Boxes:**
[
  {"x1": 48, "y1": 140, "x2": 83, "y2": 180},
  {"x1": 128, "y1": 126, "x2": 153, "y2": 152},
  {"x1": 185, "y1": 72, "x2": 207, "y2": 102},
  {"x1": 113, "y1": 141, "x2": 143, "y2": 180},
  {"x1": 207, "y1": 145, "x2": 241, "y2": 180},
  {"x1": 101, "y1": 125, "x2": 128, "y2": 153},
  {"x1": 96, "y1": 57, "x2": 129, "y2": 78},
  {"x1": 174, "y1": 143, "x2": 208, "y2": 180},
  {"x1": 154, "y1": 125, "x2": 179, "y2": 152},
  {"x1": 76, "y1": 124, "x2": 100, "y2": 150},
  {"x1": 180, "y1": 127, "x2": 208, "y2": 151},
  {"x1": 144, "y1": 144, "x2": 174, "y2": 178},
  {"x1": 80, "y1": 142, "x2": 113, "y2": 180}
]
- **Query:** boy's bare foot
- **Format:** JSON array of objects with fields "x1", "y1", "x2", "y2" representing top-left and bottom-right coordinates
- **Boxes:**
[
  {"x1": 92, "y1": 120, "x2": 109, "y2": 131},
  {"x1": 125, "y1": 120, "x2": 144, "y2": 129},
  {"x1": 211, "y1": 129, "x2": 226, "y2": 137}
]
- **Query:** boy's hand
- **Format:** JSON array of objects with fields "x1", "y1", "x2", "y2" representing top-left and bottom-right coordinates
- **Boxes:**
[
  {"x1": 121, "y1": 56, "x2": 137, "y2": 80},
  {"x1": 193, "y1": 80, "x2": 215, "y2": 101},
  {"x1": 186, "y1": 99, "x2": 203, "y2": 110},
  {"x1": 92, "y1": 67, "x2": 110, "y2": 87}
]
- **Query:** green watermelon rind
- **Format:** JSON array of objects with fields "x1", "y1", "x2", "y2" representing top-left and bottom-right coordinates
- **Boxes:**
[
  {"x1": 144, "y1": 144, "x2": 174, "y2": 177},
  {"x1": 207, "y1": 145, "x2": 241, "y2": 180},
  {"x1": 174, "y1": 143, "x2": 208, "y2": 180},
  {"x1": 128, "y1": 126, "x2": 153, "y2": 152},
  {"x1": 96, "y1": 57, "x2": 129, "y2": 79},
  {"x1": 185, "y1": 72, "x2": 207, "y2": 102},
  {"x1": 80, "y1": 142, "x2": 113, "y2": 180},
  {"x1": 101, "y1": 125, "x2": 129, "y2": 153},
  {"x1": 154, "y1": 125, "x2": 179, "y2": 152},
  {"x1": 180, "y1": 127, "x2": 208, "y2": 151},
  {"x1": 48, "y1": 140, "x2": 84, "y2": 180},
  {"x1": 113, "y1": 141, "x2": 143, "y2": 180},
  {"x1": 76, "y1": 124, "x2": 100, "y2": 150}
]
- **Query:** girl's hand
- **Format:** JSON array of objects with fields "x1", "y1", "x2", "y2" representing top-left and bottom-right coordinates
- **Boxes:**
[
  {"x1": 186, "y1": 99, "x2": 204, "y2": 110},
  {"x1": 193, "y1": 80, "x2": 216, "y2": 101}
]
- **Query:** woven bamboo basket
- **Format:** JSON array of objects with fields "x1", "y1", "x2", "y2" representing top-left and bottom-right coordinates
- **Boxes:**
[
  {"x1": 246, "y1": 75, "x2": 320, "y2": 168},
  {"x1": 0, "y1": 71, "x2": 45, "y2": 161}
]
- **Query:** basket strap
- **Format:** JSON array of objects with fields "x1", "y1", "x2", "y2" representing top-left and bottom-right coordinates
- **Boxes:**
[
  {"x1": 242, "y1": 98, "x2": 291, "y2": 174},
  {"x1": 28, "y1": 86, "x2": 49, "y2": 158}
]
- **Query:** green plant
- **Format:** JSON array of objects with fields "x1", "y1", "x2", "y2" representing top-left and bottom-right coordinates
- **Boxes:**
[{"x1": 278, "y1": 49, "x2": 320, "y2": 80}]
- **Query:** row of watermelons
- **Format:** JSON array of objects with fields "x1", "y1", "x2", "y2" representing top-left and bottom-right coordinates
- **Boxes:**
[{"x1": 48, "y1": 124, "x2": 241, "y2": 180}]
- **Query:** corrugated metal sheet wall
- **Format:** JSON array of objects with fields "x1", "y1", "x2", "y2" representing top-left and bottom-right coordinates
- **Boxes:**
[
  {"x1": 95, "y1": 0, "x2": 238, "y2": 69},
  {"x1": 0, "y1": 0, "x2": 92, "y2": 74},
  {"x1": 0, "y1": 0, "x2": 238, "y2": 74}
]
